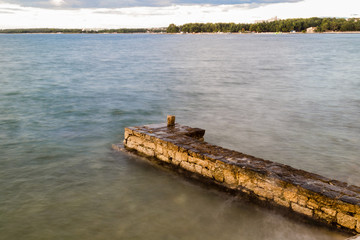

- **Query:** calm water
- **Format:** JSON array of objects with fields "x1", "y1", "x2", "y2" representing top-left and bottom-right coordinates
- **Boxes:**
[{"x1": 1, "y1": 33, "x2": 359, "y2": 239}]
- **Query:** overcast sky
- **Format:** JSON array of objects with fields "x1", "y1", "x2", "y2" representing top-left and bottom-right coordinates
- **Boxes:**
[{"x1": 0, "y1": 0, "x2": 359, "y2": 28}]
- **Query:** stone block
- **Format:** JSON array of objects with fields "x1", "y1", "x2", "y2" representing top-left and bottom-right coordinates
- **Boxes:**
[
  {"x1": 274, "y1": 197, "x2": 290, "y2": 208},
  {"x1": 197, "y1": 159, "x2": 209, "y2": 168},
  {"x1": 167, "y1": 149, "x2": 176, "y2": 159},
  {"x1": 125, "y1": 140, "x2": 137, "y2": 149},
  {"x1": 355, "y1": 215, "x2": 360, "y2": 233},
  {"x1": 256, "y1": 180, "x2": 282, "y2": 197},
  {"x1": 180, "y1": 161, "x2": 195, "y2": 173},
  {"x1": 356, "y1": 205, "x2": 360, "y2": 215},
  {"x1": 137, "y1": 146, "x2": 155, "y2": 156},
  {"x1": 171, "y1": 157, "x2": 181, "y2": 166},
  {"x1": 291, "y1": 203, "x2": 313, "y2": 217},
  {"x1": 253, "y1": 187, "x2": 273, "y2": 200},
  {"x1": 201, "y1": 168, "x2": 213, "y2": 179},
  {"x1": 167, "y1": 143, "x2": 179, "y2": 152},
  {"x1": 144, "y1": 133, "x2": 151, "y2": 141},
  {"x1": 213, "y1": 168, "x2": 224, "y2": 182},
  {"x1": 133, "y1": 131, "x2": 144, "y2": 138},
  {"x1": 298, "y1": 195, "x2": 308, "y2": 206},
  {"x1": 189, "y1": 150, "x2": 205, "y2": 160},
  {"x1": 321, "y1": 207, "x2": 337, "y2": 217},
  {"x1": 195, "y1": 165, "x2": 202, "y2": 174},
  {"x1": 215, "y1": 160, "x2": 226, "y2": 168},
  {"x1": 158, "y1": 154, "x2": 170, "y2": 163},
  {"x1": 223, "y1": 169, "x2": 237, "y2": 185},
  {"x1": 124, "y1": 129, "x2": 132, "y2": 139},
  {"x1": 189, "y1": 156, "x2": 209, "y2": 169},
  {"x1": 155, "y1": 138, "x2": 167, "y2": 147},
  {"x1": 312, "y1": 193, "x2": 334, "y2": 206},
  {"x1": 237, "y1": 171, "x2": 250, "y2": 185},
  {"x1": 143, "y1": 140, "x2": 155, "y2": 149},
  {"x1": 307, "y1": 199, "x2": 319, "y2": 209},
  {"x1": 243, "y1": 179, "x2": 256, "y2": 191},
  {"x1": 338, "y1": 202, "x2": 356, "y2": 214},
  {"x1": 314, "y1": 210, "x2": 334, "y2": 223},
  {"x1": 175, "y1": 152, "x2": 188, "y2": 162},
  {"x1": 127, "y1": 136, "x2": 144, "y2": 146},
  {"x1": 188, "y1": 156, "x2": 198, "y2": 164},
  {"x1": 155, "y1": 144, "x2": 164, "y2": 155},
  {"x1": 207, "y1": 162, "x2": 216, "y2": 171},
  {"x1": 284, "y1": 188, "x2": 298, "y2": 203},
  {"x1": 337, "y1": 212, "x2": 356, "y2": 229}
]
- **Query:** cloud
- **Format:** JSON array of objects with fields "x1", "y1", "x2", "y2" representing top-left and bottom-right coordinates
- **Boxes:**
[
  {"x1": 50, "y1": 0, "x2": 66, "y2": 6},
  {"x1": 1, "y1": 0, "x2": 302, "y2": 8},
  {"x1": 0, "y1": 0, "x2": 359, "y2": 29},
  {"x1": 0, "y1": 10, "x2": 13, "y2": 13}
]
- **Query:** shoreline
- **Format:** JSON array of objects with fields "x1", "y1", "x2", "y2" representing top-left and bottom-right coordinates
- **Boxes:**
[{"x1": 1, "y1": 31, "x2": 360, "y2": 35}]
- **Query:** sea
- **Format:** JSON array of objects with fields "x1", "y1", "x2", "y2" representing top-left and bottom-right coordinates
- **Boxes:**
[{"x1": 0, "y1": 33, "x2": 359, "y2": 239}]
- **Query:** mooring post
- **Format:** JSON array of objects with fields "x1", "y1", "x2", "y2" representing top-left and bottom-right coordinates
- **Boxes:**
[{"x1": 167, "y1": 115, "x2": 175, "y2": 127}]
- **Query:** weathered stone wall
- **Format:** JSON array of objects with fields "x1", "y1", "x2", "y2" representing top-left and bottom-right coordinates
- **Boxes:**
[{"x1": 113, "y1": 122, "x2": 360, "y2": 234}]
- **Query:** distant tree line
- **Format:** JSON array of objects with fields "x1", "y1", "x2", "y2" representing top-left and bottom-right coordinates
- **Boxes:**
[
  {"x1": 167, "y1": 18, "x2": 360, "y2": 33},
  {"x1": 1, "y1": 18, "x2": 359, "y2": 34},
  {"x1": 0, "y1": 28, "x2": 166, "y2": 34}
]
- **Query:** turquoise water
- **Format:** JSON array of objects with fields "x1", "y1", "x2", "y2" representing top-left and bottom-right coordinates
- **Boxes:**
[{"x1": 1, "y1": 33, "x2": 359, "y2": 239}]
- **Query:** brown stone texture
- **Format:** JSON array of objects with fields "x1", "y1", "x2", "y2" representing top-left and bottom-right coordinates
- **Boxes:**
[
  {"x1": 337, "y1": 212, "x2": 356, "y2": 229},
  {"x1": 291, "y1": 202, "x2": 313, "y2": 217},
  {"x1": 322, "y1": 207, "x2": 337, "y2": 217},
  {"x1": 223, "y1": 169, "x2": 237, "y2": 185},
  {"x1": 116, "y1": 122, "x2": 360, "y2": 234},
  {"x1": 307, "y1": 199, "x2": 319, "y2": 209},
  {"x1": 274, "y1": 197, "x2": 290, "y2": 208},
  {"x1": 284, "y1": 188, "x2": 298, "y2": 203}
]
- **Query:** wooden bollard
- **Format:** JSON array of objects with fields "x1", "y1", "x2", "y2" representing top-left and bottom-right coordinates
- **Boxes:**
[{"x1": 167, "y1": 115, "x2": 175, "y2": 127}]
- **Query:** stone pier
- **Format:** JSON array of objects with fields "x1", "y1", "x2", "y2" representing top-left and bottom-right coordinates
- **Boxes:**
[{"x1": 112, "y1": 117, "x2": 360, "y2": 235}]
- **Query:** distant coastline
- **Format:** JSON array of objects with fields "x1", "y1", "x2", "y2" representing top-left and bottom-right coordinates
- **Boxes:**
[
  {"x1": 166, "y1": 17, "x2": 360, "y2": 34},
  {"x1": 1, "y1": 31, "x2": 360, "y2": 35},
  {"x1": 0, "y1": 28, "x2": 166, "y2": 34},
  {"x1": 1, "y1": 17, "x2": 359, "y2": 34}
]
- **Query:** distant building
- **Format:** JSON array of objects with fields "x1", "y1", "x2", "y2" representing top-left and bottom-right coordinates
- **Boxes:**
[
  {"x1": 306, "y1": 27, "x2": 317, "y2": 33},
  {"x1": 254, "y1": 16, "x2": 278, "y2": 23},
  {"x1": 268, "y1": 16, "x2": 278, "y2": 22}
]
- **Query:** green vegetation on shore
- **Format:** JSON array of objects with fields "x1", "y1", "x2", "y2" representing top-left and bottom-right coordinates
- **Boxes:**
[
  {"x1": 167, "y1": 17, "x2": 360, "y2": 33},
  {"x1": 1, "y1": 18, "x2": 359, "y2": 34},
  {"x1": 0, "y1": 28, "x2": 166, "y2": 34}
]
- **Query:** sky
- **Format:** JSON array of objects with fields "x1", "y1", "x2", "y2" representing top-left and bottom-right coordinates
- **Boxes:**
[{"x1": 0, "y1": 0, "x2": 359, "y2": 29}]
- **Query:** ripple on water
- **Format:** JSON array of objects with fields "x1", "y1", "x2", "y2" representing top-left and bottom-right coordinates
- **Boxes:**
[{"x1": 0, "y1": 34, "x2": 358, "y2": 240}]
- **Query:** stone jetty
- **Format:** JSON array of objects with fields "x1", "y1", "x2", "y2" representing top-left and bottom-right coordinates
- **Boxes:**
[{"x1": 112, "y1": 116, "x2": 360, "y2": 235}]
